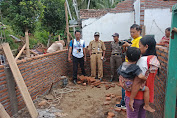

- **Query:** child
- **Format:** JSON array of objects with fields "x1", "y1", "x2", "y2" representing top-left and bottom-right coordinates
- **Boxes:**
[{"x1": 117, "y1": 47, "x2": 155, "y2": 112}]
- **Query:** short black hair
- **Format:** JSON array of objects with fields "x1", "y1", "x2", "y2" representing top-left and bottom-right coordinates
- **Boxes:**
[
  {"x1": 166, "y1": 27, "x2": 171, "y2": 31},
  {"x1": 130, "y1": 24, "x2": 142, "y2": 32},
  {"x1": 126, "y1": 47, "x2": 141, "y2": 62},
  {"x1": 75, "y1": 30, "x2": 81, "y2": 34},
  {"x1": 140, "y1": 35, "x2": 157, "y2": 56}
]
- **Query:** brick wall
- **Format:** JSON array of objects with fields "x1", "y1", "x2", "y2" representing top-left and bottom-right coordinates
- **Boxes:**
[
  {"x1": 0, "y1": 49, "x2": 68, "y2": 116},
  {"x1": 146, "y1": 45, "x2": 169, "y2": 118},
  {"x1": 144, "y1": 0, "x2": 177, "y2": 9}
]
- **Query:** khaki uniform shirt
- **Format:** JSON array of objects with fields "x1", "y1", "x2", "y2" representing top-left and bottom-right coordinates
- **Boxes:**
[
  {"x1": 111, "y1": 41, "x2": 122, "y2": 54},
  {"x1": 88, "y1": 40, "x2": 106, "y2": 53}
]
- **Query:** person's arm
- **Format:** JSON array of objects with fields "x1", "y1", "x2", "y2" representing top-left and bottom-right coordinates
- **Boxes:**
[
  {"x1": 88, "y1": 42, "x2": 92, "y2": 57},
  {"x1": 83, "y1": 48, "x2": 86, "y2": 62},
  {"x1": 102, "y1": 50, "x2": 105, "y2": 58},
  {"x1": 68, "y1": 40, "x2": 73, "y2": 62},
  {"x1": 138, "y1": 73, "x2": 147, "y2": 81},
  {"x1": 102, "y1": 42, "x2": 106, "y2": 59},
  {"x1": 122, "y1": 41, "x2": 131, "y2": 47},
  {"x1": 68, "y1": 47, "x2": 72, "y2": 62}
]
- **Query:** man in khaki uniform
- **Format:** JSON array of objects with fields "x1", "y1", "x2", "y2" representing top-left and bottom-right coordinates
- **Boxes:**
[
  {"x1": 110, "y1": 33, "x2": 122, "y2": 82},
  {"x1": 88, "y1": 32, "x2": 106, "y2": 80}
]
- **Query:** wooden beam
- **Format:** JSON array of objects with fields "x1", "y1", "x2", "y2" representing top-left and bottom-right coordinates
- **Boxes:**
[
  {"x1": 15, "y1": 44, "x2": 26, "y2": 61},
  {"x1": 65, "y1": 2, "x2": 70, "y2": 44},
  {"x1": 0, "y1": 103, "x2": 10, "y2": 118},
  {"x1": 4, "y1": 66, "x2": 18, "y2": 115},
  {"x1": 25, "y1": 30, "x2": 30, "y2": 58},
  {"x1": 58, "y1": 35, "x2": 61, "y2": 41},
  {"x1": 2, "y1": 43, "x2": 38, "y2": 118},
  {"x1": 30, "y1": 50, "x2": 39, "y2": 55},
  {"x1": 142, "y1": 25, "x2": 146, "y2": 37},
  {"x1": 69, "y1": 25, "x2": 79, "y2": 28}
]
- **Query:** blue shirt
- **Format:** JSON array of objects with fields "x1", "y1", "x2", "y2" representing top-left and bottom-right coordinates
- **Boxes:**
[{"x1": 69, "y1": 39, "x2": 85, "y2": 58}]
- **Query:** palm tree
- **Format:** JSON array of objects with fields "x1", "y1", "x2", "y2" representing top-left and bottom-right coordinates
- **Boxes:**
[{"x1": 77, "y1": 0, "x2": 123, "y2": 9}]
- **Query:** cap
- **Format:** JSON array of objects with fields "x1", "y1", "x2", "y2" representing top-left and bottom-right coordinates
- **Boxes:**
[
  {"x1": 94, "y1": 32, "x2": 100, "y2": 36},
  {"x1": 112, "y1": 33, "x2": 119, "y2": 37}
]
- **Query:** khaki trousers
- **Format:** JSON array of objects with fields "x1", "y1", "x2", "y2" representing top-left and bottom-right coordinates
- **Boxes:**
[
  {"x1": 90, "y1": 54, "x2": 103, "y2": 78},
  {"x1": 110, "y1": 55, "x2": 122, "y2": 78}
]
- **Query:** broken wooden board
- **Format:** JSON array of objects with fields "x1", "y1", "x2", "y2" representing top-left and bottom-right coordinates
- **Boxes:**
[
  {"x1": 0, "y1": 103, "x2": 10, "y2": 118},
  {"x1": 2, "y1": 43, "x2": 38, "y2": 118}
]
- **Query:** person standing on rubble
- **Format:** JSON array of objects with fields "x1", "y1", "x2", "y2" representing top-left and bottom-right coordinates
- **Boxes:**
[
  {"x1": 68, "y1": 30, "x2": 86, "y2": 84},
  {"x1": 88, "y1": 32, "x2": 106, "y2": 81},
  {"x1": 110, "y1": 33, "x2": 122, "y2": 82}
]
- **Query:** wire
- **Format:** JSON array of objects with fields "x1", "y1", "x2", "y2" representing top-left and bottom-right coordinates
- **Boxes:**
[{"x1": 149, "y1": 19, "x2": 165, "y2": 35}]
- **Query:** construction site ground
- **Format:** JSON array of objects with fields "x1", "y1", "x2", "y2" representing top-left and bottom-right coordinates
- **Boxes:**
[{"x1": 14, "y1": 78, "x2": 126, "y2": 118}]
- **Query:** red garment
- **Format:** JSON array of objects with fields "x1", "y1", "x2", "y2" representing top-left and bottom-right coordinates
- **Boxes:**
[
  {"x1": 159, "y1": 36, "x2": 170, "y2": 45},
  {"x1": 126, "y1": 55, "x2": 157, "y2": 103}
]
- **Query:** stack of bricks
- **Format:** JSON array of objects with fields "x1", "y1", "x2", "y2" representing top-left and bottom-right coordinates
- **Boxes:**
[{"x1": 0, "y1": 49, "x2": 68, "y2": 116}]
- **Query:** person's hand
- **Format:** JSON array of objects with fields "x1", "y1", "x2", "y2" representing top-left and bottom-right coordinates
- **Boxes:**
[
  {"x1": 122, "y1": 41, "x2": 130, "y2": 47},
  {"x1": 68, "y1": 57, "x2": 72, "y2": 63},
  {"x1": 129, "y1": 99, "x2": 134, "y2": 111},
  {"x1": 84, "y1": 57, "x2": 86, "y2": 62}
]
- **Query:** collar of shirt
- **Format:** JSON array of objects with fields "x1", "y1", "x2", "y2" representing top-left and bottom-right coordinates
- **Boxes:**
[{"x1": 131, "y1": 36, "x2": 142, "y2": 48}]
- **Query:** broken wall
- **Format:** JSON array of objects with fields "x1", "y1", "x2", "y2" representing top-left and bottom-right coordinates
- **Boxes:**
[
  {"x1": 82, "y1": 12, "x2": 135, "y2": 46},
  {"x1": 0, "y1": 50, "x2": 68, "y2": 116}
]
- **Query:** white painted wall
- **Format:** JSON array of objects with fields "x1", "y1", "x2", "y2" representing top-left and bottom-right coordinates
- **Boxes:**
[
  {"x1": 144, "y1": 8, "x2": 172, "y2": 43},
  {"x1": 82, "y1": 12, "x2": 134, "y2": 46},
  {"x1": 134, "y1": 0, "x2": 140, "y2": 25}
]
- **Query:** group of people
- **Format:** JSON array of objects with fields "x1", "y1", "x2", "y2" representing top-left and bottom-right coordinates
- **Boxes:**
[{"x1": 67, "y1": 24, "x2": 162, "y2": 118}]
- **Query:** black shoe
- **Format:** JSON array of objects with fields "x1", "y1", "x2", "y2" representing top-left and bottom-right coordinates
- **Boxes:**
[{"x1": 73, "y1": 80, "x2": 77, "y2": 85}]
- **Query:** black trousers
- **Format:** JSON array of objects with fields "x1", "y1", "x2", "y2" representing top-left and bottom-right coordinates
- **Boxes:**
[{"x1": 73, "y1": 56, "x2": 86, "y2": 80}]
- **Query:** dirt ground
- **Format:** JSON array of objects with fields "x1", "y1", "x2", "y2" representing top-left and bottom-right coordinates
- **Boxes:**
[{"x1": 14, "y1": 79, "x2": 127, "y2": 118}]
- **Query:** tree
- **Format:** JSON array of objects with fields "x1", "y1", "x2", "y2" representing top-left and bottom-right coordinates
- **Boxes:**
[
  {"x1": 41, "y1": 0, "x2": 66, "y2": 34},
  {"x1": 0, "y1": 0, "x2": 44, "y2": 56},
  {"x1": 0, "y1": 0, "x2": 44, "y2": 35},
  {"x1": 74, "y1": 0, "x2": 122, "y2": 9}
]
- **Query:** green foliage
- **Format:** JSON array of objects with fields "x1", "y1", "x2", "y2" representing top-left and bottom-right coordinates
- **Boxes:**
[
  {"x1": 31, "y1": 21, "x2": 49, "y2": 47},
  {"x1": 41, "y1": 0, "x2": 66, "y2": 34},
  {"x1": 3, "y1": 25, "x2": 19, "y2": 49},
  {"x1": 0, "y1": 0, "x2": 44, "y2": 34},
  {"x1": 72, "y1": 0, "x2": 122, "y2": 10}
]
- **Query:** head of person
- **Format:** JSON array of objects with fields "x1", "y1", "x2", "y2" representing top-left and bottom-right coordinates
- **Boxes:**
[
  {"x1": 94, "y1": 32, "x2": 100, "y2": 41},
  {"x1": 165, "y1": 27, "x2": 171, "y2": 38},
  {"x1": 75, "y1": 30, "x2": 81, "y2": 40},
  {"x1": 126, "y1": 47, "x2": 141, "y2": 62},
  {"x1": 139, "y1": 35, "x2": 157, "y2": 56},
  {"x1": 130, "y1": 24, "x2": 142, "y2": 39},
  {"x1": 112, "y1": 33, "x2": 119, "y2": 42}
]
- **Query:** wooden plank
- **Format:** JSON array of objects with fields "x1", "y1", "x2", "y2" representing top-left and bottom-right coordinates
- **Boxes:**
[
  {"x1": 15, "y1": 44, "x2": 26, "y2": 61},
  {"x1": 30, "y1": 50, "x2": 39, "y2": 55},
  {"x1": 0, "y1": 103, "x2": 10, "y2": 118},
  {"x1": 58, "y1": 35, "x2": 60, "y2": 41},
  {"x1": 4, "y1": 66, "x2": 18, "y2": 115},
  {"x1": 164, "y1": 3, "x2": 177, "y2": 118},
  {"x1": 142, "y1": 25, "x2": 146, "y2": 37},
  {"x1": 25, "y1": 30, "x2": 30, "y2": 58},
  {"x1": 65, "y1": 2, "x2": 70, "y2": 44},
  {"x1": 2, "y1": 43, "x2": 38, "y2": 118}
]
